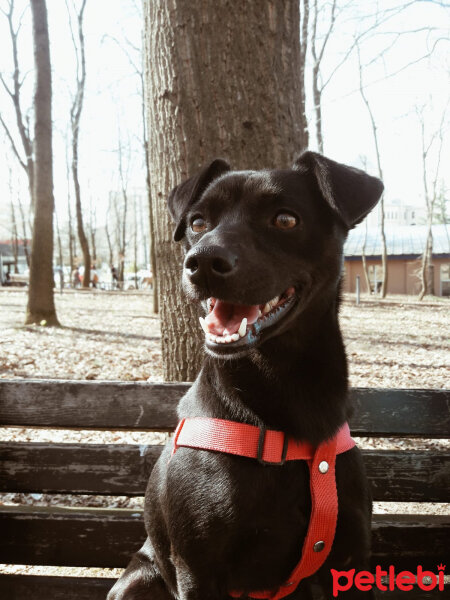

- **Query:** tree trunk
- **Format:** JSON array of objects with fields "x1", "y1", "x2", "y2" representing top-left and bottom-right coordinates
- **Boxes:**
[
  {"x1": 357, "y1": 46, "x2": 387, "y2": 297},
  {"x1": 73, "y1": 144, "x2": 91, "y2": 287},
  {"x1": 25, "y1": 0, "x2": 59, "y2": 326},
  {"x1": 299, "y1": 0, "x2": 310, "y2": 149},
  {"x1": 144, "y1": 0, "x2": 305, "y2": 381},
  {"x1": 361, "y1": 220, "x2": 371, "y2": 293},
  {"x1": 10, "y1": 200, "x2": 19, "y2": 273},
  {"x1": 312, "y1": 65, "x2": 323, "y2": 153},
  {"x1": 17, "y1": 196, "x2": 30, "y2": 267},
  {"x1": 69, "y1": 0, "x2": 90, "y2": 288}
]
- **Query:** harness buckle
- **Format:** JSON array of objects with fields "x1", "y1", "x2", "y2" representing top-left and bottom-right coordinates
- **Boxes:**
[{"x1": 257, "y1": 426, "x2": 288, "y2": 466}]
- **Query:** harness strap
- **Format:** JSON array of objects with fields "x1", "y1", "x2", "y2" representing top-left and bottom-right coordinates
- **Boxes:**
[{"x1": 172, "y1": 417, "x2": 355, "y2": 599}]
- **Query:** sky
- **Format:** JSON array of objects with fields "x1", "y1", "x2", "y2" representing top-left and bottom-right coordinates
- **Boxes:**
[{"x1": 0, "y1": 0, "x2": 449, "y2": 240}]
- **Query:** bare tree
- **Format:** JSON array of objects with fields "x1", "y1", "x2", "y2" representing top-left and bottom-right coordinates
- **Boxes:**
[
  {"x1": 144, "y1": 0, "x2": 306, "y2": 381},
  {"x1": 87, "y1": 195, "x2": 97, "y2": 266},
  {"x1": 417, "y1": 103, "x2": 447, "y2": 300},
  {"x1": 309, "y1": 1, "x2": 444, "y2": 153},
  {"x1": 105, "y1": 199, "x2": 114, "y2": 270},
  {"x1": 65, "y1": 127, "x2": 76, "y2": 273},
  {"x1": 10, "y1": 202, "x2": 19, "y2": 274},
  {"x1": 358, "y1": 155, "x2": 372, "y2": 294},
  {"x1": 54, "y1": 209, "x2": 64, "y2": 288},
  {"x1": 357, "y1": 44, "x2": 388, "y2": 298},
  {"x1": 103, "y1": 24, "x2": 159, "y2": 311},
  {"x1": 0, "y1": 0, "x2": 35, "y2": 208},
  {"x1": 16, "y1": 189, "x2": 30, "y2": 267},
  {"x1": 25, "y1": 0, "x2": 59, "y2": 326},
  {"x1": 66, "y1": 0, "x2": 91, "y2": 288},
  {"x1": 5, "y1": 163, "x2": 19, "y2": 273},
  {"x1": 310, "y1": 0, "x2": 337, "y2": 153},
  {"x1": 113, "y1": 135, "x2": 130, "y2": 283}
]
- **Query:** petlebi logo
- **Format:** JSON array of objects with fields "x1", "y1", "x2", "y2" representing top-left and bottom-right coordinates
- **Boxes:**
[{"x1": 331, "y1": 564, "x2": 446, "y2": 596}]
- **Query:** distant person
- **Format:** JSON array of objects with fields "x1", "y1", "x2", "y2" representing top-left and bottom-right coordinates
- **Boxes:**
[
  {"x1": 72, "y1": 267, "x2": 81, "y2": 288},
  {"x1": 91, "y1": 266, "x2": 99, "y2": 289},
  {"x1": 111, "y1": 265, "x2": 119, "y2": 289},
  {"x1": 5, "y1": 267, "x2": 11, "y2": 286}
]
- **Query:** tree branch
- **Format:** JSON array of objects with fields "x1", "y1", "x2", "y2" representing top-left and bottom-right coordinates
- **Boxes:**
[{"x1": 0, "y1": 113, "x2": 27, "y2": 171}]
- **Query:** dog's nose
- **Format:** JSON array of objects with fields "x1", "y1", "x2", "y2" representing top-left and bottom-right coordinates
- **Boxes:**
[{"x1": 184, "y1": 246, "x2": 237, "y2": 285}]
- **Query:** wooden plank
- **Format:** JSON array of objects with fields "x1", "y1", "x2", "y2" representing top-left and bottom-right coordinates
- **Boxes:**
[
  {"x1": 362, "y1": 449, "x2": 450, "y2": 502},
  {"x1": 0, "y1": 506, "x2": 145, "y2": 568},
  {"x1": 0, "y1": 442, "x2": 162, "y2": 496},
  {"x1": 1, "y1": 443, "x2": 449, "y2": 502},
  {"x1": 0, "y1": 380, "x2": 183, "y2": 430},
  {"x1": 0, "y1": 575, "x2": 445, "y2": 600},
  {"x1": 1, "y1": 380, "x2": 449, "y2": 437},
  {"x1": 349, "y1": 388, "x2": 450, "y2": 437},
  {"x1": 0, "y1": 574, "x2": 115, "y2": 600},
  {"x1": 0, "y1": 506, "x2": 448, "y2": 571}
]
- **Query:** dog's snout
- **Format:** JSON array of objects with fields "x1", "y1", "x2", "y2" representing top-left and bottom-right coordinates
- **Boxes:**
[{"x1": 185, "y1": 246, "x2": 237, "y2": 286}]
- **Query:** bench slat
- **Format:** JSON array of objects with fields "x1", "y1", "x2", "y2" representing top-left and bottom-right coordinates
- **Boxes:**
[
  {"x1": 0, "y1": 506, "x2": 447, "y2": 571},
  {"x1": 1, "y1": 443, "x2": 449, "y2": 502},
  {"x1": 1, "y1": 380, "x2": 449, "y2": 437},
  {"x1": 0, "y1": 574, "x2": 444, "y2": 599},
  {"x1": 0, "y1": 380, "x2": 182, "y2": 430},
  {"x1": 0, "y1": 574, "x2": 115, "y2": 600}
]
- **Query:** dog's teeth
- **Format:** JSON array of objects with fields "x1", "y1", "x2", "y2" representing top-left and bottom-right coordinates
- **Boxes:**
[
  {"x1": 238, "y1": 318, "x2": 247, "y2": 337},
  {"x1": 199, "y1": 317, "x2": 209, "y2": 334},
  {"x1": 224, "y1": 335, "x2": 232, "y2": 343},
  {"x1": 231, "y1": 333, "x2": 239, "y2": 342},
  {"x1": 206, "y1": 333, "x2": 216, "y2": 343},
  {"x1": 263, "y1": 303, "x2": 271, "y2": 314},
  {"x1": 223, "y1": 328, "x2": 230, "y2": 335}
]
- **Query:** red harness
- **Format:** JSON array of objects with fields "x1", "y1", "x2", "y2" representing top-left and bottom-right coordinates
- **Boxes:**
[{"x1": 172, "y1": 417, "x2": 355, "y2": 600}]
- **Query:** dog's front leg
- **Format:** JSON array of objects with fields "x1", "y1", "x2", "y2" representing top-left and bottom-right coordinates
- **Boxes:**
[
  {"x1": 172, "y1": 553, "x2": 224, "y2": 600},
  {"x1": 107, "y1": 538, "x2": 173, "y2": 600}
]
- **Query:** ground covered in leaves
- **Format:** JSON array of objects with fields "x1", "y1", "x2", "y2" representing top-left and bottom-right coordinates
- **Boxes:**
[
  {"x1": 1, "y1": 288, "x2": 448, "y2": 388},
  {"x1": 0, "y1": 288, "x2": 448, "y2": 579}
]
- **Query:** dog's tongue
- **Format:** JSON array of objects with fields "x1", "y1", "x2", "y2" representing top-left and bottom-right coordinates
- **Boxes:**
[{"x1": 204, "y1": 299, "x2": 260, "y2": 335}]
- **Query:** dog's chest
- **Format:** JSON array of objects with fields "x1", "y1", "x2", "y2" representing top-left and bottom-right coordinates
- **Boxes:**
[{"x1": 163, "y1": 448, "x2": 312, "y2": 565}]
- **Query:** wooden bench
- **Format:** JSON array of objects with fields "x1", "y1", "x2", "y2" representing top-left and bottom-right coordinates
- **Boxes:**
[{"x1": 0, "y1": 380, "x2": 448, "y2": 599}]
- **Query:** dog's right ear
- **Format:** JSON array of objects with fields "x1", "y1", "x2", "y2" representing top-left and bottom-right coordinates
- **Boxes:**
[{"x1": 167, "y1": 159, "x2": 231, "y2": 242}]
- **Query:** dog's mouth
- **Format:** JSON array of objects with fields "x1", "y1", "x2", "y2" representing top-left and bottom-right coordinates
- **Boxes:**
[{"x1": 199, "y1": 286, "x2": 297, "y2": 351}]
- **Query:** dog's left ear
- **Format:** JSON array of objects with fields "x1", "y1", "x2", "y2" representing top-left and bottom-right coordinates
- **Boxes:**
[
  {"x1": 167, "y1": 159, "x2": 231, "y2": 241},
  {"x1": 293, "y1": 151, "x2": 383, "y2": 229}
]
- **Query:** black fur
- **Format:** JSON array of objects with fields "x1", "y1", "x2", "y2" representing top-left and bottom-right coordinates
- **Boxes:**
[{"x1": 108, "y1": 152, "x2": 383, "y2": 600}]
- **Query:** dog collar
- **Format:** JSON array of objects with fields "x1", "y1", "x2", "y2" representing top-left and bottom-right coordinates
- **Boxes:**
[{"x1": 172, "y1": 418, "x2": 355, "y2": 599}]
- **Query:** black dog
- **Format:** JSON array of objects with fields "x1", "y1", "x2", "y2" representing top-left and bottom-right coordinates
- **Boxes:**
[{"x1": 108, "y1": 152, "x2": 383, "y2": 600}]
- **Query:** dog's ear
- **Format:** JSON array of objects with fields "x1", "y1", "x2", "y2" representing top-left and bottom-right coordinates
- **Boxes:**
[
  {"x1": 167, "y1": 159, "x2": 231, "y2": 241},
  {"x1": 293, "y1": 151, "x2": 383, "y2": 229}
]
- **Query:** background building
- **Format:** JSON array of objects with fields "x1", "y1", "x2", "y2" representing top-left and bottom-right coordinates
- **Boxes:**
[{"x1": 344, "y1": 224, "x2": 450, "y2": 296}]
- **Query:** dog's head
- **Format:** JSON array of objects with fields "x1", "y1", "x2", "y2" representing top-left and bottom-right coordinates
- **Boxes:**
[{"x1": 168, "y1": 151, "x2": 383, "y2": 359}]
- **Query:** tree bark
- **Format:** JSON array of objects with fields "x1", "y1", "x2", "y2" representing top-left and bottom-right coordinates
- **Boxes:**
[
  {"x1": 25, "y1": 0, "x2": 59, "y2": 326},
  {"x1": 144, "y1": 0, "x2": 305, "y2": 381}
]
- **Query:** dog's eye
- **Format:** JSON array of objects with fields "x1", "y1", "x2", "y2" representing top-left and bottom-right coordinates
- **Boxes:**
[
  {"x1": 191, "y1": 217, "x2": 207, "y2": 233},
  {"x1": 273, "y1": 213, "x2": 298, "y2": 230}
]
